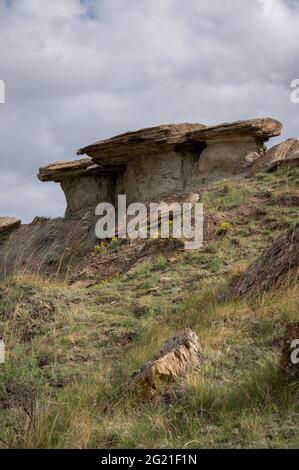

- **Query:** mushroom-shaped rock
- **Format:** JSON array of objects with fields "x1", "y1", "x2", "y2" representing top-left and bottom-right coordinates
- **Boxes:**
[
  {"x1": 38, "y1": 158, "x2": 126, "y2": 219},
  {"x1": 38, "y1": 118, "x2": 283, "y2": 219},
  {"x1": 188, "y1": 118, "x2": 282, "y2": 144},
  {"x1": 251, "y1": 138, "x2": 299, "y2": 175},
  {"x1": 128, "y1": 328, "x2": 202, "y2": 397},
  {"x1": 231, "y1": 224, "x2": 299, "y2": 298},
  {"x1": 0, "y1": 217, "x2": 21, "y2": 236}
]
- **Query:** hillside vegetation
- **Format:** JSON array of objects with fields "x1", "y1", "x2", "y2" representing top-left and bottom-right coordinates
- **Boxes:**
[{"x1": 0, "y1": 167, "x2": 298, "y2": 449}]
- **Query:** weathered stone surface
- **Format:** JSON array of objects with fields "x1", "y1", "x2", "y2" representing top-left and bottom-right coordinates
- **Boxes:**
[
  {"x1": 61, "y1": 176, "x2": 111, "y2": 219},
  {"x1": 197, "y1": 142, "x2": 262, "y2": 177},
  {"x1": 38, "y1": 158, "x2": 95, "y2": 182},
  {"x1": 0, "y1": 216, "x2": 97, "y2": 281},
  {"x1": 188, "y1": 118, "x2": 282, "y2": 144},
  {"x1": 38, "y1": 159, "x2": 126, "y2": 218},
  {"x1": 251, "y1": 138, "x2": 299, "y2": 175},
  {"x1": 38, "y1": 158, "x2": 124, "y2": 182},
  {"x1": 231, "y1": 224, "x2": 299, "y2": 297},
  {"x1": 77, "y1": 123, "x2": 206, "y2": 164},
  {"x1": 0, "y1": 217, "x2": 21, "y2": 235},
  {"x1": 281, "y1": 323, "x2": 299, "y2": 378},
  {"x1": 128, "y1": 328, "x2": 202, "y2": 396}
]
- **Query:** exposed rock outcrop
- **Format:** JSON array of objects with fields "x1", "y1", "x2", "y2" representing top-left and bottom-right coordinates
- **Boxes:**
[
  {"x1": 188, "y1": 118, "x2": 282, "y2": 144},
  {"x1": 0, "y1": 216, "x2": 97, "y2": 281},
  {"x1": 77, "y1": 123, "x2": 206, "y2": 164},
  {"x1": 77, "y1": 118, "x2": 281, "y2": 162},
  {"x1": 128, "y1": 328, "x2": 202, "y2": 397},
  {"x1": 38, "y1": 159, "x2": 125, "y2": 218},
  {"x1": 231, "y1": 224, "x2": 299, "y2": 297},
  {"x1": 39, "y1": 118, "x2": 282, "y2": 219},
  {"x1": 38, "y1": 158, "x2": 95, "y2": 182},
  {"x1": 281, "y1": 323, "x2": 299, "y2": 378},
  {"x1": 38, "y1": 158, "x2": 125, "y2": 182},
  {"x1": 197, "y1": 142, "x2": 262, "y2": 177},
  {"x1": 251, "y1": 138, "x2": 299, "y2": 175}
]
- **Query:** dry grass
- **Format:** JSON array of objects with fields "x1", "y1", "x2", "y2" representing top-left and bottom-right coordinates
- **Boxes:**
[{"x1": 0, "y1": 166, "x2": 298, "y2": 448}]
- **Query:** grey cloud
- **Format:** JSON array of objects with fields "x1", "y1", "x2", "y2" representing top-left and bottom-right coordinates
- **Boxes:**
[{"x1": 0, "y1": 0, "x2": 298, "y2": 222}]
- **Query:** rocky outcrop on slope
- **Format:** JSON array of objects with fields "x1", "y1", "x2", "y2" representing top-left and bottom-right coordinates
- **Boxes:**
[
  {"x1": 251, "y1": 138, "x2": 299, "y2": 175},
  {"x1": 128, "y1": 328, "x2": 202, "y2": 397},
  {"x1": 39, "y1": 117, "x2": 282, "y2": 218},
  {"x1": 0, "y1": 216, "x2": 97, "y2": 281},
  {"x1": 77, "y1": 118, "x2": 282, "y2": 164},
  {"x1": 231, "y1": 224, "x2": 299, "y2": 297},
  {"x1": 38, "y1": 159, "x2": 125, "y2": 219}
]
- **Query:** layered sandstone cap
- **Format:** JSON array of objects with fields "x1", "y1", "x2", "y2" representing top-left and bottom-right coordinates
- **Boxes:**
[
  {"x1": 188, "y1": 118, "x2": 282, "y2": 144},
  {"x1": 38, "y1": 118, "x2": 282, "y2": 180},
  {"x1": 38, "y1": 157, "x2": 125, "y2": 182},
  {"x1": 76, "y1": 118, "x2": 282, "y2": 164},
  {"x1": 76, "y1": 123, "x2": 206, "y2": 164}
]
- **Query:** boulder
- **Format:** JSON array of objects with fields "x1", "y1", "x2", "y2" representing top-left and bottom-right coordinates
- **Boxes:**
[
  {"x1": 128, "y1": 328, "x2": 202, "y2": 396},
  {"x1": 0, "y1": 217, "x2": 21, "y2": 236},
  {"x1": 251, "y1": 138, "x2": 299, "y2": 175},
  {"x1": 281, "y1": 323, "x2": 299, "y2": 378},
  {"x1": 188, "y1": 118, "x2": 282, "y2": 144},
  {"x1": 231, "y1": 224, "x2": 299, "y2": 297}
]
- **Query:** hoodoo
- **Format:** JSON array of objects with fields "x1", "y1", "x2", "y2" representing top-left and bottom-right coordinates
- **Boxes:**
[{"x1": 38, "y1": 117, "x2": 282, "y2": 219}]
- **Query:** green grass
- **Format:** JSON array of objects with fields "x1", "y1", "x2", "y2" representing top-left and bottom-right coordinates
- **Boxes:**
[{"x1": 0, "y1": 167, "x2": 298, "y2": 448}]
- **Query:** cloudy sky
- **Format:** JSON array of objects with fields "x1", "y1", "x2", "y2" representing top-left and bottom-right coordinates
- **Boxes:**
[{"x1": 0, "y1": 0, "x2": 298, "y2": 221}]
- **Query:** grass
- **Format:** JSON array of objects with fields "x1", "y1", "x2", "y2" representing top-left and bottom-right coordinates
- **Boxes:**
[{"x1": 0, "y1": 167, "x2": 298, "y2": 448}]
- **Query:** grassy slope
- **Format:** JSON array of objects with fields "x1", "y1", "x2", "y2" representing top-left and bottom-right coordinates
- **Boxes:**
[{"x1": 0, "y1": 167, "x2": 298, "y2": 449}]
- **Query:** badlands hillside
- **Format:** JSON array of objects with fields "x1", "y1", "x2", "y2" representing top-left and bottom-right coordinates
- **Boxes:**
[{"x1": 0, "y1": 162, "x2": 298, "y2": 448}]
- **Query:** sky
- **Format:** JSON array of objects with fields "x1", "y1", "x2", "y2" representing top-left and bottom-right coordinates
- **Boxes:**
[{"x1": 0, "y1": 0, "x2": 299, "y2": 222}]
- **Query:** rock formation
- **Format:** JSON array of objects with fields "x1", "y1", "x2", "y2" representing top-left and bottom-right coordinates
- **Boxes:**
[
  {"x1": 38, "y1": 159, "x2": 125, "y2": 219},
  {"x1": 128, "y1": 328, "x2": 202, "y2": 397},
  {"x1": 77, "y1": 123, "x2": 205, "y2": 163},
  {"x1": 231, "y1": 224, "x2": 299, "y2": 298},
  {"x1": 188, "y1": 117, "x2": 282, "y2": 143},
  {"x1": 251, "y1": 138, "x2": 299, "y2": 175},
  {"x1": 39, "y1": 118, "x2": 282, "y2": 219}
]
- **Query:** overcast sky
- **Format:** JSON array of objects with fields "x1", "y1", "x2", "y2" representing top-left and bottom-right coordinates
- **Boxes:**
[{"x1": 0, "y1": 0, "x2": 298, "y2": 222}]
